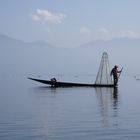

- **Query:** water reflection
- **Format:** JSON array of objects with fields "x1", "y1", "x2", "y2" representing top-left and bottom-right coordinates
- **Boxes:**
[
  {"x1": 95, "y1": 87, "x2": 119, "y2": 127},
  {"x1": 29, "y1": 86, "x2": 57, "y2": 97},
  {"x1": 34, "y1": 86, "x2": 57, "y2": 93},
  {"x1": 112, "y1": 87, "x2": 118, "y2": 109},
  {"x1": 31, "y1": 85, "x2": 120, "y2": 127}
]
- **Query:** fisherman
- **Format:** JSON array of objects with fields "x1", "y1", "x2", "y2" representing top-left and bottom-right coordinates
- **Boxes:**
[
  {"x1": 51, "y1": 77, "x2": 56, "y2": 82},
  {"x1": 110, "y1": 65, "x2": 121, "y2": 86},
  {"x1": 50, "y1": 77, "x2": 57, "y2": 87}
]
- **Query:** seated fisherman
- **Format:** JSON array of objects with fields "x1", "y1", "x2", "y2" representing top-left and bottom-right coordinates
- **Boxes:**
[{"x1": 50, "y1": 77, "x2": 57, "y2": 87}]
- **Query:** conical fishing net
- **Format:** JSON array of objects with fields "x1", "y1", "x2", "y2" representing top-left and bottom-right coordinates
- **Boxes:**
[{"x1": 95, "y1": 52, "x2": 113, "y2": 85}]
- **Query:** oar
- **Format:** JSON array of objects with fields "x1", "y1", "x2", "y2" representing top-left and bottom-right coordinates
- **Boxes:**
[{"x1": 118, "y1": 67, "x2": 123, "y2": 79}]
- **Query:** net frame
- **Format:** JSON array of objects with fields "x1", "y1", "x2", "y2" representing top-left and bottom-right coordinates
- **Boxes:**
[{"x1": 95, "y1": 52, "x2": 113, "y2": 85}]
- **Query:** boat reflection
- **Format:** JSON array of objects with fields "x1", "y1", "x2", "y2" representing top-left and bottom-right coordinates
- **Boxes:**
[
  {"x1": 30, "y1": 86, "x2": 58, "y2": 97},
  {"x1": 95, "y1": 87, "x2": 119, "y2": 127}
]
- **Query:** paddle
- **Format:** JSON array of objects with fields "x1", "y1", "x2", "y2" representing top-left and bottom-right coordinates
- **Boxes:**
[{"x1": 118, "y1": 67, "x2": 123, "y2": 79}]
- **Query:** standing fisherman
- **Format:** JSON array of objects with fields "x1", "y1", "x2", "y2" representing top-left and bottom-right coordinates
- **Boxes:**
[{"x1": 110, "y1": 65, "x2": 122, "y2": 86}]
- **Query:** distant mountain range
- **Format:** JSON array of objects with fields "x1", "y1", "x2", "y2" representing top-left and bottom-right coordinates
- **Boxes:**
[
  {"x1": 1, "y1": 34, "x2": 140, "y2": 49},
  {"x1": 0, "y1": 34, "x2": 53, "y2": 49},
  {"x1": 0, "y1": 34, "x2": 140, "y2": 76}
]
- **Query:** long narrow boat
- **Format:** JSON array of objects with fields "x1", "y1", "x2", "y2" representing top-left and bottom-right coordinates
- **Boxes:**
[{"x1": 28, "y1": 77, "x2": 115, "y2": 87}]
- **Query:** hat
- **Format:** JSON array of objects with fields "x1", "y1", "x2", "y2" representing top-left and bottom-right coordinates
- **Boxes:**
[{"x1": 115, "y1": 65, "x2": 118, "y2": 68}]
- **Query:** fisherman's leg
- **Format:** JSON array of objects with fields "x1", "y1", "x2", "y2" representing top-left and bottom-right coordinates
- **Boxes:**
[
  {"x1": 114, "y1": 78, "x2": 118, "y2": 85},
  {"x1": 113, "y1": 78, "x2": 116, "y2": 85}
]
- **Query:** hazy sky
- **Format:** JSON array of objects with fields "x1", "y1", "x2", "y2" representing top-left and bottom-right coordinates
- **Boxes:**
[{"x1": 1, "y1": 0, "x2": 140, "y2": 47}]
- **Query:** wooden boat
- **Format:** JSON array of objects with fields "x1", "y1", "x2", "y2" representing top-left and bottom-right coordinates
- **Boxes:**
[{"x1": 28, "y1": 77, "x2": 115, "y2": 87}]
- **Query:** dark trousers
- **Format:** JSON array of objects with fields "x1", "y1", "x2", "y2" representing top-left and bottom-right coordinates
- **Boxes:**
[{"x1": 113, "y1": 77, "x2": 118, "y2": 85}]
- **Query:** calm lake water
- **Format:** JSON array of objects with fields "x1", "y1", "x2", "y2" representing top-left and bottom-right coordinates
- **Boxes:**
[{"x1": 0, "y1": 74, "x2": 140, "y2": 140}]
